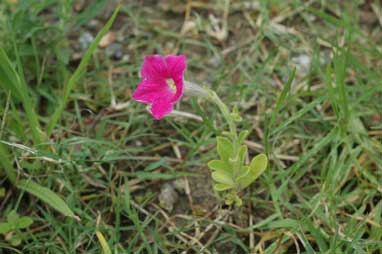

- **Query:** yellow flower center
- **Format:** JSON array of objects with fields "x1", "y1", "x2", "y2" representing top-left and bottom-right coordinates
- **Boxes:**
[{"x1": 166, "y1": 79, "x2": 176, "y2": 93}]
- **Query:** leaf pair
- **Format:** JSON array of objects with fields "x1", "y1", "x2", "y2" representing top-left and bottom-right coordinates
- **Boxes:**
[
  {"x1": 209, "y1": 154, "x2": 268, "y2": 191},
  {"x1": 236, "y1": 153, "x2": 268, "y2": 189},
  {"x1": 0, "y1": 210, "x2": 33, "y2": 234},
  {"x1": 0, "y1": 210, "x2": 33, "y2": 246},
  {"x1": 208, "y1": 134, "x2": 268, "y2": 205},
  {"x1": 209, "y1": 136, "x2": 236, "y2": 191},
  {"x1": 208, "y1": 159, "x2": 234, "y2": 191}
]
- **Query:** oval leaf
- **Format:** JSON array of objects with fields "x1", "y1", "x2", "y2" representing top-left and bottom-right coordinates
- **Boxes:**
[
  {"x1": 249, "y1": 153, "x2": 268, "y2": 179},
  {"x1": 0, "y1": 222, "x2": 11, "y2": 234},
  {"x1": 211, "y1": 171, "x2": 235, "y2": 186},
  {"x1": 216, "y1": 136, "x2": 233, "y2": 161},
  {"x1": 237, "y1": 154, "x2": 268, "y2": 189},
  {"x1": 207, "y1": 160, "x2": 231, "y2": 172},
  {"x1": 235, "y1": 166, "x2": 250, "y2": 182},
  {"x1": 213, "y1": 183, "x2": 234, "y2": 192},
  {"x1": 17, "y1": 217, "x2": 33, "y2": 229}
]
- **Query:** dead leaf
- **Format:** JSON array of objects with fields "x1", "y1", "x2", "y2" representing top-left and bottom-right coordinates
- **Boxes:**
[{"x1": 99, "y1": 31, "x2": 116, "y2": 48}]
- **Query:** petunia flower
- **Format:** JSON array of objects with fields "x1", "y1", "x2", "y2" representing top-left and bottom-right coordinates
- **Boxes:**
[{"x1": 132, "y1": 54, "x2": 187, "y2": 119}]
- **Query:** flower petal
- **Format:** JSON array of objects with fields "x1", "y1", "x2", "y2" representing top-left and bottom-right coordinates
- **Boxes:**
[
  {"x1": 140, "y1": 55, "x2": 167, "y2": 80},
  {"x1": 150, "y1": 97, "x2": 174, "y2": 120},
  {"x1": 132, "y1": 79, "x2": 170, "y2": 103},
  {"x1": 164, "y1": 55, "x2": 187, "y2": 78},
  {"x1": 170, "y1": 77, "x2": 184, "y2": 103}
]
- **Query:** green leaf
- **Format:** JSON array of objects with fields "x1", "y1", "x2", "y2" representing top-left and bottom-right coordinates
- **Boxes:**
[
  {"x1": 267, "y1": 218, "x2": 299, "y2": 229},
  {"x1": 370, "y1": 200, "x2": 382, "y2": 241},
  {"x1": 0, "y1": 223, "x2": 12, "y2": 234},
  {"x1": 207, "y1": 160, "x2": 231, "y2": 172},
  {"x1": 268, "y1": 69, "x2": 295, "y2": 131},
  {"x1": 211, "y1": 171, "x2": 235, "y2": 186},
  {"x1": 249, "y1": 153, "x2": 268, "y2": 179},
  {"x1": 224, "y1": 193, "x2": 242, "y2": 206},
  {"x1": 0, "y1": 48, "x2": 42, "y2": 144},
  {"x1": 238, "y1": 130, "x2": 249, "y2": 144},
  {"x1": 133, "y1": 171, "x2": 198, "y2": 180},
  {"x1": 236, "y1": 166, "x2": 249, "y2": 180},
  {"x1": 0, "y1": 143, "x2": 17, "y2": 183},
  {"x1": 17, "y1": 180, "x2": 77, "y2": 219},
  {"x1": 238, "y1": 145, "x2": 247, "y2": 166},
  {"x1": 237, "y1": 154, "x2": 268, "y2": 189},
  {"x1": 222, "y1": 131, "x2": 236, "y2": 140},
  {"x1": 143, "y1": 158, "x2": 167, "y2": 171},
  {"x1": 96, "y1": 231, "x2": 112, "y2": 254},
  {"x1": 216, "y1": 136, "x2": 233, "y2": 161},
  {"x1": 234, "y1": 195, "x2": 243, "y2": 206},
  {"x1": 225, "y1": 193, "x2": 237, "y2": 205},
  {"x1": 231, "y1": 106, "x2": 242, "y2": 122},
  {"x1": 7, "y1": 211, "x2": 19, "y2": 225},
  {"x1": 271, "y1": 96, "x2": 326, "y2": 136},
  {"x1": 17, "y1": 217, "x2": 33, "y2": 229},
  {"x1": 0, "y1": 48, "x2": 22, "y2": 100},
  {"x1": 231, "y1": 113, "x2": 242, "y2": 122},
  {"x1": 213, "y1": 183, "x2": 234, "y2": 191},
  {"x1": 10, "y1": 235, "x2": 22, "y2": 246},
  {"x1": 264, "y1": 69, "x2": 295, "y2": 156},
  {"x1": 302, "y1": 218, "x2": 328, "y2": 252}
]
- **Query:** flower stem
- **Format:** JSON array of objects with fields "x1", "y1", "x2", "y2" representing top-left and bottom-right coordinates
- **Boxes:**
[
  {"x1": 204, "y1": 87, "x2": 237, "y2": 137},
  {"x1": 183, "y1": 81, "x2": 209, "y2": 98},
  {"x1": 184, "y1": 81, "x2": 237, "y2": 138}
]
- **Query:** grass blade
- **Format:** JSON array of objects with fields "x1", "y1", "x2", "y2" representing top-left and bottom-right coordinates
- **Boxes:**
[
  {"x1": 96, "y1": 231, "x2": 112, "y2": 254},
  {"x1": 46, "y1": 4, "x2": 120, "y2": 136},
  {"x1": 264, "y1": 68, "x2": 295, "y2": 154},
  {"x1": 268, "y1": 68, "x2": 296, "y2": 130},
  {"x1": 290, "y1": 128, "x2": 337, "y2": 181},
  {"x1": 0, "y1": 48, "x2": 42, "y2": 144},
  {"x1": 0, "y1": 143, "x2": 17, "y2": 183},
  {"x1": 271, "y1": 96, "x2": 326, "y2": 136},
  {"x1": 17, "y1": 179, "x2": 78, "y2": 220}
]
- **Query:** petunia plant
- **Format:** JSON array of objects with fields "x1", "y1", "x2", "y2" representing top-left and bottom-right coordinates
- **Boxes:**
[{"x1": 132, "y1": 55, "x2": 268, "y2": 206}]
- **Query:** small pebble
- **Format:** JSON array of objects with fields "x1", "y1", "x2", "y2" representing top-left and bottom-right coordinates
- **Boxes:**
[
  {"x1": 172, "y1": 178, "x2": 186, "y2": 193},
  {"x1": 88, "y1": 19, "x2": 101, "y2": 29},
  {"x1": 121, "y1": 54, "x2": 130, "y2": 63},
  {"x1": 106, "y1": 43, "x2": 123, "y2": 60},
  {"x1": 79, "y1": 32, "x2": 94, "y2": 50},
  {"x1": 291, "y1": 54, "x2": 311, "y2": 74},
  {"x1": 158, "y1": 183, "x2": 178, "y2": 212}
]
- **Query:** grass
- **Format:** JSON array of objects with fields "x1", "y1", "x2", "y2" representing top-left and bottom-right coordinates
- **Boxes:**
[{"x1": 0, "y1": 0, "x2": 382, "y2": 253}]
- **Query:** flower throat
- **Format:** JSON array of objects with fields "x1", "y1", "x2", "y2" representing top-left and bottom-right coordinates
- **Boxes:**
[{"x1": 166, "y1": 79, "x2": 176, "y2": 93}]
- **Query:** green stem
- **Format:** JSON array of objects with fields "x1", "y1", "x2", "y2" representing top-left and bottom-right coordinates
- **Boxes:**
[
  {"x1": 204, "y1": 87, "x2": 242, "y2": 179},
  {"x1": 186, "y1": 82, "x2": 243, "y2": 181},
  {"x1": 204, "y1": 87, "x2": 237, "y2": 138}
]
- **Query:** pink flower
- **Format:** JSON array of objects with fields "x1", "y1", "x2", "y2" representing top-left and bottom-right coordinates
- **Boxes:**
[{"x1": 132, "y1": 55, "x2": 187, "y2": 119}]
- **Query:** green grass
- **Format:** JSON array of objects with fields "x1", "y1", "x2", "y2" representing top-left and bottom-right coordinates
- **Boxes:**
[{"x1": 1, "y1": 0, "x2": 382, "y2": 253}]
